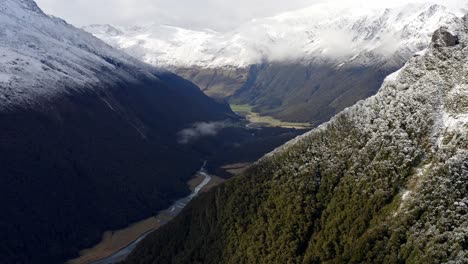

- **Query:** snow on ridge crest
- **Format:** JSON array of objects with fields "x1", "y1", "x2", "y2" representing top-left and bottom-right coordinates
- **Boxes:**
[
  {"x1": 264, "y1": 14, "x2": 468, "y2": 158},
  {"x1": 0, "y1": 0, "x2": 44, "y2": 16},
  {"x1": 85, "y1": 2, "x2": 464, "y2": 69},
  {"x1": 0, "y1": 0, "x2": 165, "y2": 110}
]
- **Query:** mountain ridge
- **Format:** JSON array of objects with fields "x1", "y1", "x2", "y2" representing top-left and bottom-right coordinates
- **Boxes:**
[
  {"x1": 1, "y1": 0, "x2": 177, "y2": 110},
  {"x1": 124, "y1": 15, "x2": 468, "y2": 264},
  {"x1": 0, "y1": 1, "x2": 238, "y2": 263}
]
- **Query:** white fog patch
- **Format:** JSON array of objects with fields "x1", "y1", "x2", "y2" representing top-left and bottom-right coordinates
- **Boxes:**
[
  {"x1": 36, "y1": 0, "x2": 468, "y2": 30},
  {"x1": 374, "y1": 32, "x2": 402, "y2": 56},
  {"x1": 318, "y1": 28, "x2": 357, "y2": 58},
  {"x1": 178, "y1": 121, "x2": 229, "y2": 144}
]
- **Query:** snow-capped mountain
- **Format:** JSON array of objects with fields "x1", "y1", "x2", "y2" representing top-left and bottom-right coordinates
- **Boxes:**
[
  {"x1": 85, "y1": 2, "x2": 465, "y2": 69},
  {"x1": 84, "y1": 2, "x2": 467, "y2": 125},
  {"x1": 0, "y1": 0, "x2": 170, "y2": 110}
]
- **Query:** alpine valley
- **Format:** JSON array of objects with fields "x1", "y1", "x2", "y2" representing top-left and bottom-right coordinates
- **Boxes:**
[
  {"x1": 125, "y1": 14, "x2": 468, "y2": 264},
  {"x1": 0, "y1": 0, "x2": 302, "y2": 263},
  {"x1": 85, "y1": 2, "x2": 466, "y2": 124},
  {"x1": 1, "y1": 0, "x2": 467, "y2": 264}
]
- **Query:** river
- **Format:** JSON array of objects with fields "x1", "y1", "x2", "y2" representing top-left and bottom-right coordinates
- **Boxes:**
[{"x1": 90, "y1": 161, "x2": 212, "y2": 264}]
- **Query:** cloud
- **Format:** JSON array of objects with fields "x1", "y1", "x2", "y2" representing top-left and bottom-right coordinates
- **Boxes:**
[
  {"x1": 35, "y1": 0, "x2": 322, "y2": 30},
  {"x1": 35, "y1": 0, "x2": 467, "y2": 31},
  {"x1": 177, "y1": 121, "x2": 228, "y2": 144},
  {"x1": 317, "y1": 28, "x2": 358, "y2": 58}
]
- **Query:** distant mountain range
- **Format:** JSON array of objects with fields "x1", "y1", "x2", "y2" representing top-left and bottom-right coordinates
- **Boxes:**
[
  {"x1": 84, "y1": 3, "x2": 464, "y2": 68},
  {"x1": 124, "y1": 14, "x2": 468, "y2": 264},
  {"x1": 85, "y1": 3, "x2": 466, "y2": 124}
]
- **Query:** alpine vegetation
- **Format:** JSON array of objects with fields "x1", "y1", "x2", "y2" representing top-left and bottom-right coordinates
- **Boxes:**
[{"x1": 125, "y1": 15, "x2": 468, "y2": 264}]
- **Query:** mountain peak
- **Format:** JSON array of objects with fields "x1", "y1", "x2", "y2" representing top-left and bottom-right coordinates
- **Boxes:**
[
  {"x1": 84, "y1": 24, "x2": 124, "y2": 37},
  {"x1": 0, "y1": 0, "x2": 45, "y2": 16}
]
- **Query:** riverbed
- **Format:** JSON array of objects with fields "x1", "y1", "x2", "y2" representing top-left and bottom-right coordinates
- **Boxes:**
[{"x1": 69, "y1": 162, "x2": 216, "y2": 264}]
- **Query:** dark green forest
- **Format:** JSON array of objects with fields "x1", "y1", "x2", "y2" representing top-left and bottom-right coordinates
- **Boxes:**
[{"x1": 126, "y1": 108, "x2": 467, "y2": 264}]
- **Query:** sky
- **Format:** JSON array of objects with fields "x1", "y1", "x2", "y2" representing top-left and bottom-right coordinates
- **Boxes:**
[{"x1": 35, "y1": 0, "x2": 467, "y2": 31}]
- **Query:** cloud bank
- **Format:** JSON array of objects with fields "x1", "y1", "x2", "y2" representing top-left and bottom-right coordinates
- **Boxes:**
[{"x1": 35, "y1": 0, "x2": 467, "y2": 31}]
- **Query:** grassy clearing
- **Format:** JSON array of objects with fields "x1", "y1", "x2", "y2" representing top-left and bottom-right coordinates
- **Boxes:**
[
  {"x1": 230, "y1": 104, "x2": 253, "y2": 113},
  {"x1": 230, "y1": 104, "x2": 312, "y2": 129}
]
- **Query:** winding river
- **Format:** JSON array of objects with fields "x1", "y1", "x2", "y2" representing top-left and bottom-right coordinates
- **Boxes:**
[{"x1": 90, "y1": 161, "x2": 212, "y2": 264}]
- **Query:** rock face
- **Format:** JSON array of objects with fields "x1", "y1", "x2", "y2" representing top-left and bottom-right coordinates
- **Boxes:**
[
  {"x1": 85, "y1": 3, "x2": 465, "y2": 123},
  {"x1": 124, "y1": 15, "x2": 468, "y2": 264},
  {"x1": 432, "y1": 28, "x2": 459, "y2": 47},
  {"x1": 0, "y1": 1, "x2": 235, "y2": 263}
]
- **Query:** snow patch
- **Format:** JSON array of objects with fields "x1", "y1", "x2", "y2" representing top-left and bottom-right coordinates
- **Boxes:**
[
  {"x1": 401, "y1": 190, "x2": 412, "y2": 201},
  {"x1": 441, "y1": 112, "x2": 468, "y2": 132},
  {"x1": 394, "y1": 190, "x2": 412, "y2": 216},
  {"x1": 414, "y1": 48, "x2": 428, "y2": 56},
  {"x1": 0, "y1": 72, "x2": 12, "y2": 83},
  {"x1": 384, "y1": 67, "x2": 405, "y2": 83}
]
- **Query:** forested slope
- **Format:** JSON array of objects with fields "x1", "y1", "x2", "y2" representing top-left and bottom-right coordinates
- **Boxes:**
[{"x1": 126, "y1": 18, "x2": 468, "y2": 264}]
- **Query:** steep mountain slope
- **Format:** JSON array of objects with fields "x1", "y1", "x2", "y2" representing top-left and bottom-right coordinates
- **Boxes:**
[
  {"x1": 125, "y1": 16, "x2": 468, "y2": 264},
  {"x1": 85, "y1": 3, "x2": 466, "y2": 124},
  {"x1": 0, "y1": 0, "x2": 237, "y2": 263}
]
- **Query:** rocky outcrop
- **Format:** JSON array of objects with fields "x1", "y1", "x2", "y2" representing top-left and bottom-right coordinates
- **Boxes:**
[{"x1": 432, "y1": 28, "x2": 459, "y2": 47}]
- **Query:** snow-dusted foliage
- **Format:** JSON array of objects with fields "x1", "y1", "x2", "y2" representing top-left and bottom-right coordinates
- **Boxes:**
[
  {"x1": 85, "y1": 3, "x2": 464, "y2": 69},
  {"x1": 125, "y1": 14, "x2": 468, "y2": 264},
  {"x1": 0, "y1": 0, "x2": 166, "y2": 110}
]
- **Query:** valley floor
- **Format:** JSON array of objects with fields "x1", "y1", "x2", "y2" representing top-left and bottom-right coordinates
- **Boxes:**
[
  {"x1": 230, "y1": 104, "x2": 312, "y2": 129},
  {"x1": 67, "y1": 170, "x2": 226, "y2": 264},
  {"x1": 66, "y1": 117, "x2": 305, "y2": 264}
]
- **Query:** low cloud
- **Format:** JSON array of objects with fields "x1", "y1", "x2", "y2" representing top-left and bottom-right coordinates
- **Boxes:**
[
  {"x1": 36, "y1": 0, "x2": 466, "y2": 31},
  {"x1": 317, "y1": 28, "x2": 357, "y2": 59},
  {"x1": 36, "y1": 0, "x2": 327, "y2": 30},
  {"x1": 177, "y1": 121, "x2": 228, "y2": 144}
]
